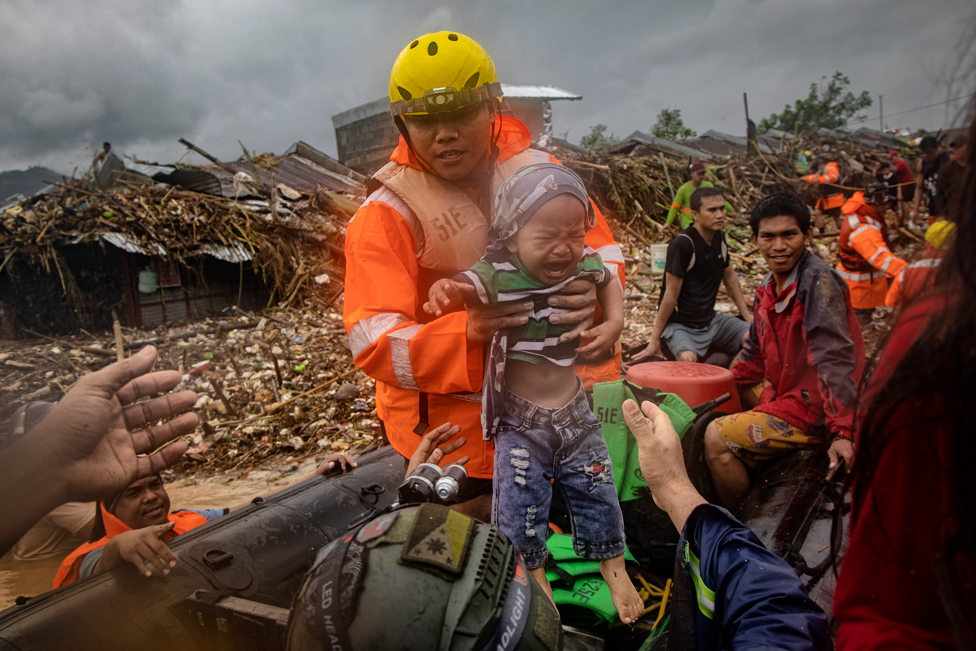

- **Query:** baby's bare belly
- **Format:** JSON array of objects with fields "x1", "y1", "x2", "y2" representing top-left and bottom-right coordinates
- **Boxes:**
[{"x1": 505, "y1": 358, "x2": 579, "y2": 409}]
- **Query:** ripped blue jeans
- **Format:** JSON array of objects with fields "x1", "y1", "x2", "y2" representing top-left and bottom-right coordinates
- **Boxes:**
[{"x1": 491, "y1": 381, "x2": 626, "y2": 569}]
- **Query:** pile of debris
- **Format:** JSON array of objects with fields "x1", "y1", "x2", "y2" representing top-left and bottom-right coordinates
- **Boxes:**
[
  {"x1": 0, "y1": 306, "x2": 381, "y2": 474},
  {"x1": 559, "y1": 129, "x2": 916, "y2": 250}
]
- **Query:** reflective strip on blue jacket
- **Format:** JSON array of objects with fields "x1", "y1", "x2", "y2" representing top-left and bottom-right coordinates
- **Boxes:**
[{"x1": 678, "y1": 504, "x2": 831, "y2": 650}]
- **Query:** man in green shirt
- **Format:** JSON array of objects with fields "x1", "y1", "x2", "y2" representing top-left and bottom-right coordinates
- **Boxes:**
[{"x1": 666, "y1": 161, "x2": 734, "y2": 228}]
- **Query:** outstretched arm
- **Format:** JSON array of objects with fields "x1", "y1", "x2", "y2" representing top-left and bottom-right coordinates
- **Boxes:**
[
  {"x1": 0, "y1": 346, "x2": 197, "y2": 557},
  {"x1": 628, "y1": 273, "x2": 683, "y2": 364},
  {"x1": 578, "y1": 280, "x2": 624, "y2": 358}
]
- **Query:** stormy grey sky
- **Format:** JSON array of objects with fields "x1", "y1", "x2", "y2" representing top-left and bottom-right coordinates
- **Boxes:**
[{"x1": 2, "y1": 0, "x2": 974, "y2": 175}]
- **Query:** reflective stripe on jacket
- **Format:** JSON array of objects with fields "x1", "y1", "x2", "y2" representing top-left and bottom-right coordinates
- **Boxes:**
[
  {"x1": 838, "y1": 193, "x2": 907, "y2": 310},
  {"x1": 343, "y1": 116, "x2": 625, "y2": 478},
  {"x1": 885, "y1": 251, "x2": 944, "y2": 310},
  {"x1": 53, "y1": 505, "x2": 208, "y2": 588},
  {"x1": 675, "y1": 504, "x2": 830, "y2": 650},
  {"x1": 803, "y1": 161, "x2": 844, "y2": 209}
]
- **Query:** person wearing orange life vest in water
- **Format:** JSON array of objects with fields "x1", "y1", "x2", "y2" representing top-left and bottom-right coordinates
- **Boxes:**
[
  {"x1": 836, "y1": 186, "x2": 907, "y2": 330},
  {"x1": 801, "y1": 158, "x2": 845, "y2": 228},
  {"x1": 342, "y1": 32, "x2": 625, "y2": 520},
  {"x1": 53, "y1": 454, "x2": 357, "y2": 588}
]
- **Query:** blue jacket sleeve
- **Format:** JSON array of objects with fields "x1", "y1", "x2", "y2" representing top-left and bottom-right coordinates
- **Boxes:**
[{"x1": 680, "y1": 504, "x2": 830, "y2": 651}]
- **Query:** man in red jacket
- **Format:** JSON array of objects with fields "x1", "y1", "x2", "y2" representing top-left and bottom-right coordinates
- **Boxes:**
[
  {"x1": 343, "y1": 32, "x2": 625, "y2": 518},
  {"x1": 704, "y1": 193, "x2": 864, "y2": 510}
]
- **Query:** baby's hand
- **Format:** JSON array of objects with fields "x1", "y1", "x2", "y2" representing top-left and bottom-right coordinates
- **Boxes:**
[
  {"x1": 577, "y1": 320, "x2": 623, "y2": 360},
  {"x1": 424, "y1": 279, "x2": 474, "y2": 318}
]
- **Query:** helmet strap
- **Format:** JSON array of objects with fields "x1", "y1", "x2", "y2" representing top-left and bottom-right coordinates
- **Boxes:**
[{"x1": 394, "y1": 115, "x2": 438, "y2": 177}]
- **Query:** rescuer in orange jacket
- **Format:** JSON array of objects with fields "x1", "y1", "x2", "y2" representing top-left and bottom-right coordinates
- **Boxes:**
[
  {"x1": 837, "y1": 188, "x2": 907, "y2": 328},
  {"x1": 342, "y1": 32, "x2": 625, "y2": 516},
  {"x1": 802, "y1": 159, "x2": 845, "y2": 227},
  {"x1": 885, "y1": 220, "x2": 955, "y2": 311}
]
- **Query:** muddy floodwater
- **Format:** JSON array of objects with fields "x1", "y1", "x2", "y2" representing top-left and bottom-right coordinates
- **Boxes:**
[{"x1": 0, "y1": 457, "x2": 322, "y2": 611}]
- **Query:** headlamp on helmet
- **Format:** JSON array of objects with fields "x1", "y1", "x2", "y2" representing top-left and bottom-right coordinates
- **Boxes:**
[{"x1": 391, "y1": 83, "x2": 503, "y2": 117}]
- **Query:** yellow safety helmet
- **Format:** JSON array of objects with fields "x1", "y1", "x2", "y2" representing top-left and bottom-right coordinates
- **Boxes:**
[{"x1": 389, "y1": 31, "x2": 503, "y2": 117}]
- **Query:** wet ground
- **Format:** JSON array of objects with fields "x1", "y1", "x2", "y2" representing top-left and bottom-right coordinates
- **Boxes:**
[{"x1": 0, "y1": 456, "x2": 323, "y2": 611}]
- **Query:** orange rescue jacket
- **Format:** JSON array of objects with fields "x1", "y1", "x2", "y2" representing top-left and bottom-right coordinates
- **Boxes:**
[
  {"x1": 53, "y1": 505, "x2": 208, "y2": 588},
  {"x1": 803, "y1": 161, "x2": 845, "y2": 210},
  {"x1": 885, "y1": 248, "x2": 945, "y2": 311},
  {"x1": 836, "y1": 193, "x2": 907, "y2": 310},
  {"x1": 343, "y1": 116, "x2": 625, "y2": 478}
]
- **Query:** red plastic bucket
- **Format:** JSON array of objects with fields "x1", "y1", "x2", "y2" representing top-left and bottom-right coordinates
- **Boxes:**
[{"x1": 625, "y1": 361, "x2": 742, "y2": 414}]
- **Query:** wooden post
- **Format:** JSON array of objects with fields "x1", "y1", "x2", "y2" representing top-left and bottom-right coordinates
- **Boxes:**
[
  {"x1": 112, "y1": 309, "x2": 124, "y2": 361},
  {"x1": 744, "y1": 92, "x2": 759, "y2": 158}
]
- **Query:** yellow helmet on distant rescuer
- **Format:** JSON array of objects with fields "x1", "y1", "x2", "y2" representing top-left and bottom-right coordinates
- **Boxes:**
[{"x1": 389, "y1": 31, "x2": 503, "y2": 117}]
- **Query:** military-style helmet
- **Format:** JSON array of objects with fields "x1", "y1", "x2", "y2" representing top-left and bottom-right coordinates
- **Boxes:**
[
  {"x1": 286, "y1": 504, "x2": 561, "y2": 651},
  {"x1": 389, "y1": 31, "x2": 503, "y2": 117}
]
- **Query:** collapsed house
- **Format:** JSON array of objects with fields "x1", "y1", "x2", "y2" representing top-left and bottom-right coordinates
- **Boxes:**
[{"x1": 0, "y1": 141, "x2": 365, "y2": 338}]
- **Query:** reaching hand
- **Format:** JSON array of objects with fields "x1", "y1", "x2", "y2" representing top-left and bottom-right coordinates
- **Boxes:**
[
  {"x1": 576, "y1": 320, "x2": 623, "y2": 363},
  {"x1": 102, "y1": 522, "x2": 178, "y2": 578},
  {"x1": 549, "y1": 278, "x2": 597, "y2": 343},
  {"x1": 623, "y1": 400, "x2": 706, "y2": 531},
  {"x1": 424, "y1": 279, "x2": 476, "y2": 318},
  {"x1": 33, "y1": 346, "x2": 198, "y2": 504},
  {"x1": 317, "y1": 453, "x2": 358, "y2": 474},
  {"x1": 626, "y1": 336, "x2": 663, "y2": 368},
  {"x1": 407, "y1": 422, "x2": 469, "y2": 474}
]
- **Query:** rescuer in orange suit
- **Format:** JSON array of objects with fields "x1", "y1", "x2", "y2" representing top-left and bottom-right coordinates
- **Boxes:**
[
  {"x1": 342, "y1": 32, "x2": 625, "y2": 519},
  {"x1": 836, "y1": 187, "x2": 907, "y2": 329},
  {"x1": 802, "y1": 158, "x2": 845, "y2": 228},
  {"x1": 885, "y1": 220, "x2": 955, "y2": 311}
]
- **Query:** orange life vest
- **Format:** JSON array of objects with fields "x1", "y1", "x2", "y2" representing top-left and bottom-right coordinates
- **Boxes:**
[{"x1": 53, "y1": 505, "x2": 208, "y2": 589}]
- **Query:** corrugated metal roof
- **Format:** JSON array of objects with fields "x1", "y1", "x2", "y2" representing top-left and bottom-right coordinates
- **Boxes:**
[
  {"x1": 199, "y1": 243, "x2": 253, "y2": 263},
  {"x1": 99, "y1": 232, "x2": 167, "y2": 257},
  {"x1": 500, "y1": 85, "x2": 581, "y2": 100},
  {"x1": 618, "y1": 131, "x2": 716, "y2": 160},
  {"x1": 186, "y1": 154, "x2": 363, "y2": 199},
  {"x1": 701, "y1": 130, "x2": 776, "y2": 155}
]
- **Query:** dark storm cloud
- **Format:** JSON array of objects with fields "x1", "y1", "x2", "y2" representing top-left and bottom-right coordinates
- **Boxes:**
[{"x1": 1, "y1": 0, "x2": 972, "y2": 174}]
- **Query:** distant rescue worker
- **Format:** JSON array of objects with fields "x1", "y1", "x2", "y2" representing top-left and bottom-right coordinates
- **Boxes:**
[
  {"x1": 913, "y1": 135, "x2": 951, "y2": 218},
  {"x1": 801, "y1": 158, "x2": 845, "y2": 225},
  {"x1": 705, "y1": 193, "x2": 864, "y2": 511},
  {"x1": 885, "y1": 220, "x2": 956, "y2": 311},
  {"x1": 342, "y1": 32, "x2": 625, "y2": 519},
  {"x1": 885, "y1": 150, "x2": 915, "y2": 226},
  {"x1": 666, "y1": 161, "x2": 734, "y2": 229},
  {"x1": 836, "y1": 187, "x2": 907, "y2": 329}
]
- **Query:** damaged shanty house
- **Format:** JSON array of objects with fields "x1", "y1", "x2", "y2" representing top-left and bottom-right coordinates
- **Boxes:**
[{"x1": 0, "y1": 140, "x2": 366, "y2": 339}]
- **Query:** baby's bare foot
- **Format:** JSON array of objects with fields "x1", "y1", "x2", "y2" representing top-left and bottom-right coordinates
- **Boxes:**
[{"x1": 600, "y1": 556, "x2": 644, "y2": 624}]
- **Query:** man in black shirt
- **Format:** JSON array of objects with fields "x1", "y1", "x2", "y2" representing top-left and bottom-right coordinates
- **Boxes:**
[{"x1": 630, "y1": 187, "x2": 753, "y2": 364}]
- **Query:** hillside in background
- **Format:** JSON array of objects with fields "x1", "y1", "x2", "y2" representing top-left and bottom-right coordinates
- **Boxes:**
[{"x1": 0, "y1": 166, "x2": 62, "y2": 202}]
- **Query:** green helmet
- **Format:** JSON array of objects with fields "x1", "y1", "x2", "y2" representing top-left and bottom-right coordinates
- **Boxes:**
[{"x1": 286, "y1": 504, "x2": 562, "y2": 651}]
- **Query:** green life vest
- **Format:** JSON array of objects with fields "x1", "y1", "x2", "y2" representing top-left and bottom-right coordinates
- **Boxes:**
[
  {"x1": 544, "y1": 533, "x2": 638, "y2": 627},
  {"x1": 592, "y1": 380, "x2": 696, "y2": 501}
]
